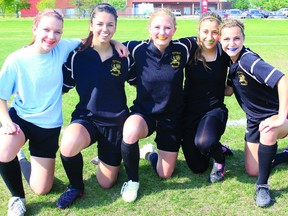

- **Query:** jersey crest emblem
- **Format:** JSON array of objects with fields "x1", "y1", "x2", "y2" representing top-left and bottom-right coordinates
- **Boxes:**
[
  {"x1": 170, "y1": 52, "x2": 181, "y2": 68},
  {"x1": 110, "y1": 60, "x2": 121, "y2": 76},
  {"x1": 237, "y1": 71, "x2": 248, "y2": 86}
]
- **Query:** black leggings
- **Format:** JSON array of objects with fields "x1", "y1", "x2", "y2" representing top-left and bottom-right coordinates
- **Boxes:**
[{"x1": 182, "y1": 115, "x2": 226, "y2": 173}]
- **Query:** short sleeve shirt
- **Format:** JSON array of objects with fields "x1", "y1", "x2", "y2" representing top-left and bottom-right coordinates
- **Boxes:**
[
  {"x1": 228, "y1": 46, "x2": 284, "y2": 120},
  {"x1": 0, "y1": 39, "x2": 80, "y2": 128},
  {"x1": 62, "y1": 45, "x2": 134, "y2": 126},
  {"x1": 124, "y1": 37, "x2": 197, "y2": 116}
]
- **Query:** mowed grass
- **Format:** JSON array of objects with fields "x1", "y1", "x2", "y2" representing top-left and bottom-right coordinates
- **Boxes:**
[{"x1": 0, "y1": 18, "x2": 288, "y2": 215}]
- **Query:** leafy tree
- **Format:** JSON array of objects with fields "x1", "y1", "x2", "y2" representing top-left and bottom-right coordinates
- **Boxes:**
[
  {"x1": 0, "y1": 0, "x2": 30, "y2": 17},
  {"x1": 70, "y1": 0, "x2": 100, "y2": 17},
  {"x1": 0, "y1": 0, "x2": 13, "y2": 16},
  {"x1": 13, "y1": 0, "x2": 30, "y2": 18},
  {"x1": 233, "y1": 0, "x2": 250, "y2": 9},
  {"x1": 229, "y1": 0, "x2": 288, "y2": 10},
  {"x1": 249, "y1": 0, "x2": 262, "y2": 8},
  {"x1": 263, "y1": 0, "x2": 282, "y2": 10},
  {"x1": 108, "y1": 0, "x2": 127, "y2": 10},
  {"x1": 37, "y1": 0, "x2": 56, "y2": 12},
  {"x1": 251, "y1": 0, "x2": 288, "y2": 10},
  {"x1": 69, "y1": 0, "x2": 127, "y2": 17}
]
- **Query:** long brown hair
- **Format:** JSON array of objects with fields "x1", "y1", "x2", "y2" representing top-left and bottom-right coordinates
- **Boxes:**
[
  {"x1": 28, "y1": 9, "x2": 63, "y2": 46},
  {"x1": 193, "y1": 11, "x2": 222, "y2": 70},
  {"x1": 79, "y1": 3, "x2": 118, "y2": 51}
]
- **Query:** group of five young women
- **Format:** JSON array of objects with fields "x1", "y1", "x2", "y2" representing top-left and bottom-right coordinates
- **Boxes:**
[{"x1": 0, "y1": 3, "x2": 288, "y2": 215}]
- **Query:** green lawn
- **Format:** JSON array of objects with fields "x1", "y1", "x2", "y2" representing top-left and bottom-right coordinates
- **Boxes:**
[{"x1": 0, "y1": 17, "x2": 288, "y2": 215}]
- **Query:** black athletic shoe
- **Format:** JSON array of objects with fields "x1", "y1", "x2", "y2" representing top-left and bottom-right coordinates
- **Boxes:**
[
  {"x1": 209, "y1": 161, "x2": 225, "y2": 183},
  {"x1": 56, "y1": 185, "x2": 84, "y2": 209},
  {"x1": 255, "y1": 184, "x2": 273, "y2": 207},
  {"x1": 222, "y1": 145, "x2": 234, "y2": 156}
]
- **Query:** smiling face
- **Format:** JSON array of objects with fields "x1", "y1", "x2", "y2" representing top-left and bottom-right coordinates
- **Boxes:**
[
  {"x1": 149, "y1": 14, "x2": 176, "y2": 53},
  {"x1": 32, "y1": 15, "x2": 63, "y2": 54},
  {"x1": 198, "y1": 19, "x2": 220, "y2": 51},
  {"x1": 90, "y1": 11, "x2": 116, "y2": 46},
  {"x1": 220, "y1": 25, "x2": 244, "y2": 62}
]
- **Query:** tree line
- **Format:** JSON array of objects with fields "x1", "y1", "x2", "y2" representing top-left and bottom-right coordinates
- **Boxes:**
[{"x1": 0, "y1": 0, "x2": 126, "y2": 18}]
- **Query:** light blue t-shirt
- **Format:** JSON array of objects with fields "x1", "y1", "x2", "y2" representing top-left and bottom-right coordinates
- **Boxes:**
[{"x1": 0, "y1": 39, "x2": 80, "y2": 128}]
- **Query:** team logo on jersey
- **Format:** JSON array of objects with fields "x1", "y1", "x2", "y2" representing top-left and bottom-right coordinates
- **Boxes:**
[
  {"x1": 171, "y1": 52, "x2": 181, "y2": 68},
  {"x1": 110, "y1": 60, "x2": 121, "y2": 76},
  {"x1": 237, "y1": 71, "x2": 248, "y2": 86}
]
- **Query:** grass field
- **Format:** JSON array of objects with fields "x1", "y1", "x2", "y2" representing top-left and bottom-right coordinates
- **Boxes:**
[{"x1": 0, "y1": 17, "x2": 288, "y2": 215}]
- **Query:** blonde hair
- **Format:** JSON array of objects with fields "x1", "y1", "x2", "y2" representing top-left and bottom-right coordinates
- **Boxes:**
[
  {"x1": 219, "y1": 18, "x2": 245, "y2": 39},
  {"x1": 28, "y1": 9, "x2": 63, "y2": 45},
  {"x1": 148, "y1": 8, "x2": 176, "y2": 27}
]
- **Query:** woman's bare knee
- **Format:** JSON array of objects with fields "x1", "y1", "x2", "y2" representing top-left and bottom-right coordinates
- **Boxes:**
[
  {"x1": 123, "y1": 115, "x2": 148, "y2": 143},
  {"x1": 96, "y1": 162, "x2": 119, "y2": 189},
  {"x1": 30, "y1": 184, "x2": 52, "y2": 195},
  {"x1": 245, "y1": 165, "x2": 258, "y2": 177},
  {"x1": 158, "y1": 171, "x2": 173, "y2": 179},
  {"x1": 97, "y1": 178, "x2": 115, "y2": 189}
]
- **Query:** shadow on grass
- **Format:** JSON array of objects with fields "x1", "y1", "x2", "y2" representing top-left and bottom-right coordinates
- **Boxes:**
[
  {"x1": 24, "y1": 147, "x2": 288, "y2": 214},
  {"x1": 24, "y1": 177, "x2": 69, "y2": 215}
]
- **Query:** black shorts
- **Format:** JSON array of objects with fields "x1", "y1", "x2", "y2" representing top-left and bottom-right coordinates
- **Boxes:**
[
  {"x1": 71, "y1": 117, "x2": 122, "y2": 166},
  {"x1": 245, "y1": 118, "x2": 261, "y2": 143},
  {"x1": 9, "y1": 108, "x2": 60, "y2": 158},
  {"x1": 244, "y1": 114, "x2": 288, "y2": 143},
  {"x1": 131, "y1": 112, "x2": 182, "y2": 152}
]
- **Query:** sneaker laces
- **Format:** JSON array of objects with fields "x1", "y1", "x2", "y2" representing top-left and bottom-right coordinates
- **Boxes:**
[
  {"x1": 8, "y1": 197, "x2": 26, "y2": 215},
  {"x1": 121, "y1": 182, "x2": 128, "y2": 194},
  {"x1": 121, "y1": 181, "x2": 138, "y2": 194}
]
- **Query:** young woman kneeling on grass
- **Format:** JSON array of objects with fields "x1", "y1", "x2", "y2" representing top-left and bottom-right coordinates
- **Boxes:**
[
  {"x1": 219, "y1": 18, "x2": 288, "y2": 207},
  {"x1": 56, "y1": 3, "x2": 133, "y2": 209},
  {"x1": 0, "y1": 9, "x2": 80, "y2": 215}
]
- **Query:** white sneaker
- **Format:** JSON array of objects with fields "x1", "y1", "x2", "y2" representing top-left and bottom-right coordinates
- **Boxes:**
[
  {"x1": 140, "y1": 143, "x2": 154, "y2": 159},
  {"x1": 120, "y1": 180, "x2": 139, "y2": 202},
  {"x1": 17, "y1": 149, "x2": 26, "y2": 161},
  {"x1": 90, "y1": 156, "x2": 99, "y2": 165},
  {"x1": 8, "y1": 197, "x2": 26, "y2": 216}
]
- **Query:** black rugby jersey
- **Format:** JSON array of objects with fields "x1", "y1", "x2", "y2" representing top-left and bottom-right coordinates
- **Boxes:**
[
  {"x1": 62, "y1": 45, "x2": 134, "y2": 126},
  {"x1": 184, "y1": 44, "x2": 230, "y2": 114},
  {"x1": 124, "y1": 38, "x2": 197, "y2": 116},
  {"x1": 228, "y1": 46, "x2": 284, "y2": 120}
]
